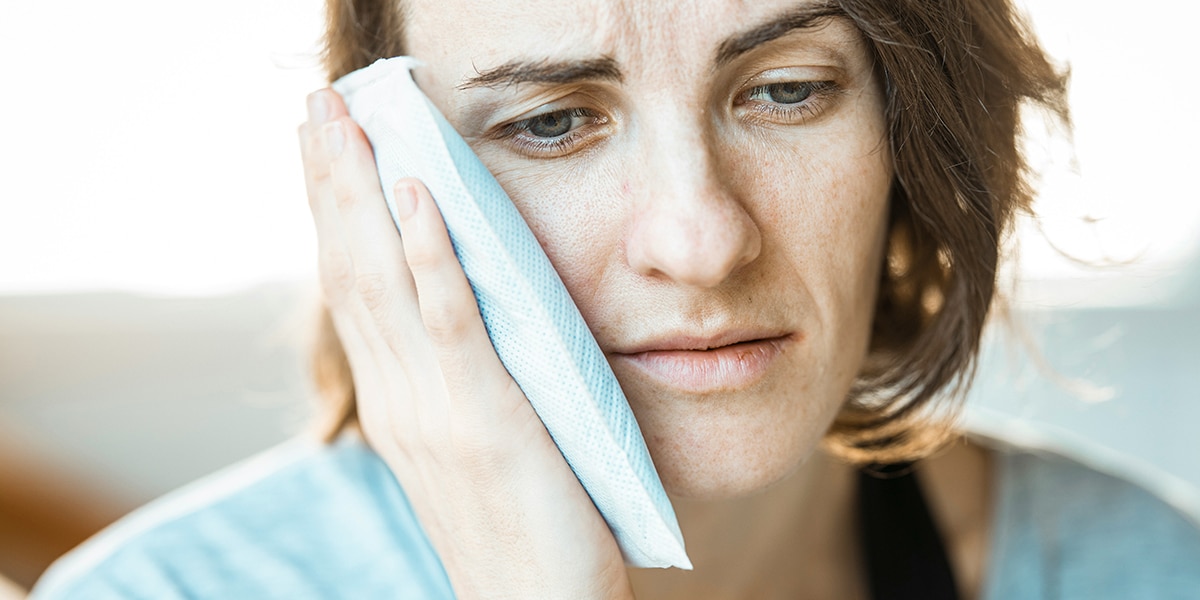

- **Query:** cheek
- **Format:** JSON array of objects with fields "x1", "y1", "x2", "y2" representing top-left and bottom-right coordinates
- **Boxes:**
[
  {"x1": 744, "y1": 124, "x2": 892, "y2": 332},
  {"x1": 472, "y1": 152, "x2": 625, "y2": 324},
  {"x1": 761, "y1": 154, "x2": 889, "y2": 404}
]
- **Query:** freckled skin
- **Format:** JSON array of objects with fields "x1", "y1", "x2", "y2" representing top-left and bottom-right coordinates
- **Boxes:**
[{"x1": 405, "y1": 0, "x2": 892, "y2": 500}]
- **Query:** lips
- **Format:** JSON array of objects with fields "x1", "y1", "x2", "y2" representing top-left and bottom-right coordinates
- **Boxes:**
[{"x1": 611, "y1": 331, "x2": 794, "y2": 393}]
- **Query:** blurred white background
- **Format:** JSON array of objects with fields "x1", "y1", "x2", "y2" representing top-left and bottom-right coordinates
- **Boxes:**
[
  {"x1": 0, "y1": 0, "x2": 325, "y2": 297},
  {"x1": 0, "y1": 0, "x2": 1198, "y2": 586}
]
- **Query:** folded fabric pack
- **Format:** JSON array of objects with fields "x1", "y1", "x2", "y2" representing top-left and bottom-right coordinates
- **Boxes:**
[{"x1": 333, "y1": 57, "x2": 690, "y2": 569}]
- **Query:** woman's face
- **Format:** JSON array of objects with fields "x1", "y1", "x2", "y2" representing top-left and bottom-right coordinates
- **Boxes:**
[{"x1": 405, "y1": 0, "x2": 892, "y2": 498}]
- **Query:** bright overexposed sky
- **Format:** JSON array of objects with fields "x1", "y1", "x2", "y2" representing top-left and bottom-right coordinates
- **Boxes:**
[{"x1": 2, "y1": 0, "x2": 1198, "y2": 301}]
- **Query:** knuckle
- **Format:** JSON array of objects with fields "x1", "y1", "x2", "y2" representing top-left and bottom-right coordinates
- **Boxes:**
[
  {"x1": 420, "y1": 299, "x2": 470, "y2": 346},
  {"x1": 354, "y1": 271, "x2": 392, "y2": 314},
  {"x1": 318, "y1": 248, "x2": 355, "y2": 299},
  {"x1": 403, "y1": 239, "x2": 443, "y2": 274},
  {"x1": 307, "y1": 165, "x2": 331, "y2": 188},
  {"x1": 332, "y1": 179, "x2": 357, "y2": 211},
  {"x1": 304, "y1": 173, "x2": 331, "y2": 210}
]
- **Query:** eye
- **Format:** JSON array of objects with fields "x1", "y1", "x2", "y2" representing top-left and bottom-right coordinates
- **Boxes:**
[
  {"x1": 735, "y1": 80, "x2": 840, "y2": 125},
  {"x1": 515, "y1": 107, "x2": 599, "y2": 140},
  {"x1": 496, "y1": 107, "x2": 609, "y2": 158},
  {"x1": 525, "y1": 110, "x2": 577, "y2": 138},
  {"x1": 747, "y1": 82, "x2": 815, "y2": 105}
]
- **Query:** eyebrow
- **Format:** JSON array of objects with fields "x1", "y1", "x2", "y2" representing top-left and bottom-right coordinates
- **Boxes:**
[
  {"x1": 457, "y1": 57, "x2": 623, "y2": 90},
  {"x1": 455, "y1": 2, "x2": 845, "y2": 91},
  {"x1": 714, "y1": 3, "x2": 845, "y2": 66}
]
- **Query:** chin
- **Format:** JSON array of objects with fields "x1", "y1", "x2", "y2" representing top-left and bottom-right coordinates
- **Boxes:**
[
  {"x1": 657, "y1": 452, "x2": 802, "y2": 500},
  {"x1": 631, "y1": 384, "x2": 839, "y2": 500}
]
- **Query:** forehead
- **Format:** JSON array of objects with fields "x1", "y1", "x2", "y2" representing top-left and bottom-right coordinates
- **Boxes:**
[{"x1": 404, "y1": 0, "x2": 839, "y2": 79}]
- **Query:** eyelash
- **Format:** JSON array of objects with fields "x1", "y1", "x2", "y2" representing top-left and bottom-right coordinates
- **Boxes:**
[
  {"x1": 494, "y1": 80, "x2": 841, "y2": 158},
  {"x1": 735, "y1": 80, "x2": 840, "y2": 125},
  {"x1": 496, "y1": 107, "x2": 608, "y2": 158}
]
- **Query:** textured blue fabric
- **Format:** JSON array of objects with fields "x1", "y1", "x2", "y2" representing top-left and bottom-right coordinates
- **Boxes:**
[
  {"x1": 31, "y1": 438, "x2": 454, "y2": 600},
  {"x1": 32, "y1": 436, "x2": 1200, "y2": 599},
  {"x1": 330, "y1": 56, "x2": 687, "y2": 569}
]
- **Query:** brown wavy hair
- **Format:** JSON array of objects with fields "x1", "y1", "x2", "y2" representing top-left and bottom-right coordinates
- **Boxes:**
[{"x1": 310, "y1": 0, "x2": 1069, "y2": 464}]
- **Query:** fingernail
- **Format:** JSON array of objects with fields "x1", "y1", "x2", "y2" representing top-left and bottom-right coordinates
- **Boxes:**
[
  {"x1": 395, "y1": 181, "x2": 418, "y2": 220},
  {"x1": 307, "y1": 90, "x2": 330, "y2": 125},
  {"x1": 325, "y1": 121, "x2": 345, "y2": 158}
]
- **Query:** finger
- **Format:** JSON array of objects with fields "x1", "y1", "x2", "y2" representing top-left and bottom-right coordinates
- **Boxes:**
[
  {"x1": 325, "y1": 115, "x2": 425, "y2": 354},
  {"x1": 392, "y1": 178, "x2": 523, "y2": 413},
  {"x1": 299, "y1": 89, "x2": 350, "y2": 214},
  {"x1": 299, "y1": 90, "x2": 349, "y2": 230},
  {"x1": 300, "y1": 89, "x2": 358, "y2": 307},
  {"x1": 326, "y1": 302, "x2": 423, "y2": 464}
]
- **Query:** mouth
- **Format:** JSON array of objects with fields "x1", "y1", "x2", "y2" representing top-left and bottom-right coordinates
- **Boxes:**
[{"x1": 610, "y1": 331, "x2": 796, "y2": 394}]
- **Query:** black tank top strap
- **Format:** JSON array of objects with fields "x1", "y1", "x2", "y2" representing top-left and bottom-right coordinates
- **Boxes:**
[{"x1": 857, "y1": 463, "x2": 961, "y2": 600}]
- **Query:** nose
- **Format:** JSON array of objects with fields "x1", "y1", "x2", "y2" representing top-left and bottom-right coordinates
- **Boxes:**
[{"x1": 624, "y1": 120, "x2": 762, "y2": 288}]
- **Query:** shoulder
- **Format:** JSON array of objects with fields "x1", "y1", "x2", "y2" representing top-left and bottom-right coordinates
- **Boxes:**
[
  {"x1": 985, "y1": 446, "x2": 1200, "y2": 599},
  {"x1": 31, "y1": 436, "x2": 453, "y2": 600}
]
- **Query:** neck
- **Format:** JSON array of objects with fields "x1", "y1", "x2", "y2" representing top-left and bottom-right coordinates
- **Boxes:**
[
  {"x1": 628, "y1": 449, "x2": 868, "y2": 600},
  {"x1": 627, "y1": 440, "x2": 995, "y2": 600}
]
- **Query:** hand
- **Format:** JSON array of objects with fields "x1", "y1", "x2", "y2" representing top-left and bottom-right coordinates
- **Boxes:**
[{"x1": 298, "y1": 88, "x2": 633, "y2": 600}]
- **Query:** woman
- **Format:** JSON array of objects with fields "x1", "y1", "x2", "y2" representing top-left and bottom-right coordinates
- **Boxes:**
[{"x1": 32, "y1": 0, "x2": 1200, "y2": 598}]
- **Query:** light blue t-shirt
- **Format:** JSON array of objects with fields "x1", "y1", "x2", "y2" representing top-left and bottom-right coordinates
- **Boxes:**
[{"x1": 31, "y1": 436, "x2": 1200, "y2": 599}]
